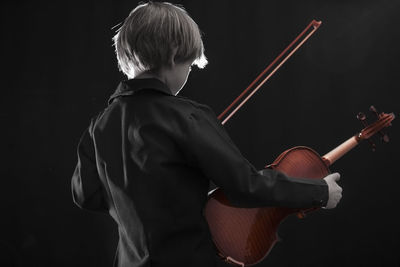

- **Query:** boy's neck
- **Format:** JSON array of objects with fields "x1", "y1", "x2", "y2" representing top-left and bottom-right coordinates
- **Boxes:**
[
  {"x1": 135, "y1": 72, "x2": 171, "y2": 91},
  {"x1": 136, "y1": 72, "x2": 164, "y2": 82},
  {"x1": 135, "y1": 70, "x2": 180, "y2": 95}
]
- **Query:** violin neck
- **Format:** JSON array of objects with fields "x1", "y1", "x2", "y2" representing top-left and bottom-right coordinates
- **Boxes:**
[{"x1": 322, "y1": 135, "x2": 361, "y2": 167}]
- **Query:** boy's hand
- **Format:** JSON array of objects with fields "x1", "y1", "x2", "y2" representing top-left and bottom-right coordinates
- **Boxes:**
[{"x1": 323, "y1": 173, "x2": 343, "y2": 209}]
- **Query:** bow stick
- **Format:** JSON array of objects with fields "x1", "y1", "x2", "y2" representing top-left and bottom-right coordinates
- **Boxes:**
[{"x1": 218, "y1": 20, "x2": 322, "y2": 125}]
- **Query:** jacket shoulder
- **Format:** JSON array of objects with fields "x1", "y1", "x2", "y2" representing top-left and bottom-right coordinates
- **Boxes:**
[
  {"x1": 174, "y1": 95, "x2": 215, "y2": 115},
  {"x1": 134, "y1": 90, "x2": 214, "y2": 116}
]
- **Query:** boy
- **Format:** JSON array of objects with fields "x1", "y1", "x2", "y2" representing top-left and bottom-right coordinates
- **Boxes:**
[{"x1": 71, "y1": 2, "x2": 342, "y2": 267}]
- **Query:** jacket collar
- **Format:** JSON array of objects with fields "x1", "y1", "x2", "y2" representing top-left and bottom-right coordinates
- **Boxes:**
[{"x1": 108, "y1": 78, "x2": 172, "y2": 105}]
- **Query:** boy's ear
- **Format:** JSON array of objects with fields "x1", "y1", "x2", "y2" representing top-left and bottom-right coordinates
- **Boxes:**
[{"x1": 168, "y1": 47, "x2": 178, "y2": 67}]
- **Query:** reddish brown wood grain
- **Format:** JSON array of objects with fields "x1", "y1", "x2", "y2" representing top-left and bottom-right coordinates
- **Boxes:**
[
  {"x1": 204, "y1": 146, "x2": 330, "y2": 266},
  {"x1": 206, "y1": 111, "x2": 394, "y2": 266}
]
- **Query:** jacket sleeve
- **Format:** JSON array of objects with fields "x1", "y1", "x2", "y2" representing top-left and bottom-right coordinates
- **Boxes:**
[
  {"x1": 184, "y1": 105, "x2": 328, "y2": 209},
  {"x1": 71, "y1": 120, "x2": 108, "y2": 213}
]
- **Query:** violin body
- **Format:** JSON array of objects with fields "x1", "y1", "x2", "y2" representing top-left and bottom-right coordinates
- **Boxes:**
[
  {"x1": 205, "y1": 109, "x2": 394, "y2": 266},
  {"x1": 204, "y1": 146, "x2": 330, "y2": 266}
]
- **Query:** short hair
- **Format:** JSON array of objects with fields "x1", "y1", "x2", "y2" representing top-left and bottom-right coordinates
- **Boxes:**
[{"x1": 113, "y1": 1, "x2": 208, "y2": 78}]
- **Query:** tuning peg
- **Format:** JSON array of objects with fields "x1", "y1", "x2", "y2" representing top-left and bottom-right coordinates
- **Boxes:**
[
  {"x1": 368, "y1": 140, "x2": 376, "y2": 152},
  {"x1": 369, "y1": 105, "x2": 380, "y2": 118},
  {"x1": 369, "y1": 106, "x2": 391, "y2": 143},
  {"x1": 381, "y1": 133, "x2": 390, "y2": 143},
  {"x1": 356, "y1": 111, "x2": 376, "y2": 151},
  {"x1": 357, "y1": 112, "x2": 368, "y2": 127},
  {"x1": 378, "y1": 131, "x2": 390, "y2": 143}
]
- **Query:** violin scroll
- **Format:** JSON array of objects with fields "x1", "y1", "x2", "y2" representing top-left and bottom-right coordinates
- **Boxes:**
[
  {"x1": 356, "y1": 106, "x2": 395, "y2": 148},
  {"x1": 369, "y1": 106, "x2": 391, "y2": 143}
]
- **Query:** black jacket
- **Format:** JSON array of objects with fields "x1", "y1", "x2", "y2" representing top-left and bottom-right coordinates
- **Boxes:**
[{"x1": 71, "y1": 78, "x2": 328, "y2": 267}]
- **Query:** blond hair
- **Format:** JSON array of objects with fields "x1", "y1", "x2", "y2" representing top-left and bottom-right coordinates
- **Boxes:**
[{"x1": 113, "y1": 1, "x2": 208, "y2": 78}]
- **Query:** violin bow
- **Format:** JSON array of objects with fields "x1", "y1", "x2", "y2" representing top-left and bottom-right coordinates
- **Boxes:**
[{"x1": 218, "y1": 20, "x2": 322, "y2": 125}]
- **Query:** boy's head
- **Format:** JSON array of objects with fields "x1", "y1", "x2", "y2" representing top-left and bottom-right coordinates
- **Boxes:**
[{"x1": 113, "y1": 1, "x2": 208, "y2": 79}]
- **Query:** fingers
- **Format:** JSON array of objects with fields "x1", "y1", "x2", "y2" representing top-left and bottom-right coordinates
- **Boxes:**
[
  {"x1": 335, "y1": 191, "x2": 343, "y2": 202},
  {"x1": 331, "y1": 172, "x2": 340, "y2": 181},
  {"x1": 323, "y1": 172, "x2": 343, "y2": 209},
  {"x1": 338, "y1": 185, "x2": 343, "y2": 193},
  {"x1": 324, "y1": 173, "x2": 340, "y2": 183}
]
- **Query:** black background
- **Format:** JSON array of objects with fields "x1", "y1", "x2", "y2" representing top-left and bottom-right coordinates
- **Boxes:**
[{"x1": 2, "y1": 0, "x2": 399, "y2": 266}]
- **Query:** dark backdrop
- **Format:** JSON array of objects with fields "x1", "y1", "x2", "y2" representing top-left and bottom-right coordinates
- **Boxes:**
[{"x1": 2, "y1": 0, "x2": 399, "y2": 266}]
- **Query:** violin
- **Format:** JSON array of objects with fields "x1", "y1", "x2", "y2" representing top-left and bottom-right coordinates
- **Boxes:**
[
  {"x1": 204, "y1": 20, "x2": 396, "y2": 266},
  {"x1": 205, "y1": 106, "x2": 394, "y2": 266}
]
